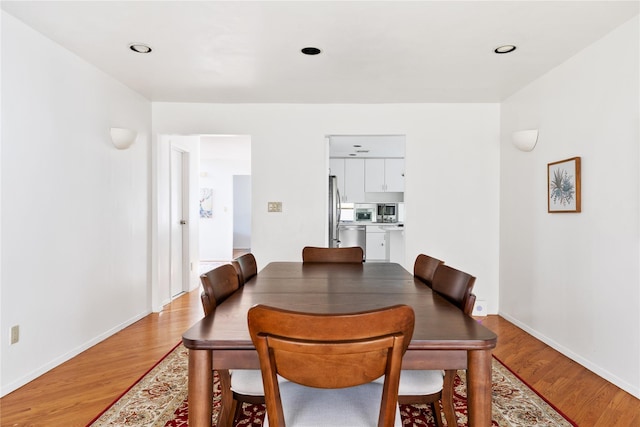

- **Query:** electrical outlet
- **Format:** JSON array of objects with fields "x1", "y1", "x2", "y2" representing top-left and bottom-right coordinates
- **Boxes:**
[
  {"x1": 268, "y1": 202, "x2": 282, "y2": 212},
  {"x1": 10, "y1": 325, "x2": 19, "y2": 345},
  {"x1": 472, "y1": 299, "x2": 487, "y2": 317}
]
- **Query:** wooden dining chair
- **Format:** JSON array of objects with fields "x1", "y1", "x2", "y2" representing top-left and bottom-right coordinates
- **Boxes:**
[
  {"x1": 431, "y1": 264, "x2": 476, "y2": 314},
  {"x1": 232, "y1": 252, "x2": 258, "y2": 285},
  {"x1": 392, "y1": 262, "x2": 477, "y2": 427},
  {"x1": 413, "y1": 253, "x2": 444, "y2": 288},
  {"x1": 199, "y1": 263, "x2": 241, "y2": 314},
  {"x1": 248, "y1": 304, "x2": 415, "y2": 427},
  {"x1": 199, "y1": 263, "x2": 265, "y2": 424},
  {"x1": 301, "y1": 246, "x2": 364, "y2": 263},
  {"x1": 397, "y1": 264, "x2": 477, "y2": 426}
]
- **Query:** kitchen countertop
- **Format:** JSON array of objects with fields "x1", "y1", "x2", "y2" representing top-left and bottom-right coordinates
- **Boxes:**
[{"x1": 340, "y1": 221, "x2": 404, "y2": 230}]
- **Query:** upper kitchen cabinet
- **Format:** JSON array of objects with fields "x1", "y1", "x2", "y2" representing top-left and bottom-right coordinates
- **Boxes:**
[
  {"x1": 330, "y1": 158, "x2": 365, "y2": 202},
  {"x1": 365, "y1": 158, "x2": 405, "y2": 192}
]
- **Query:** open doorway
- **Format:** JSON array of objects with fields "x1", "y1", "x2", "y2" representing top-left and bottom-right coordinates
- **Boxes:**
[
  {"x1": 153, "y1": 134, "x2": 251, "y2": 311},
  {"x1": 199, "y1": 135, "x2": 252, "y2": 273}
]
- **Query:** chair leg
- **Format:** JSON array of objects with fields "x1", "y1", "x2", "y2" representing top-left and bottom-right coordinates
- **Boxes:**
[
  {"x1": 431, "y1": 402, "x2": 444, "y2": 427},
  {"x1": 231, "y1": 393, "x2": 266, "y2": 426},
  {"x1": 232, "y1": 399, "x2": 243, "y2": 426},
  {"x1": 442, "y1": 369, "x2": 457, "y2": 427},
  {"x1": 217, "y1": 369, "x2": 235, "y2": 427}
]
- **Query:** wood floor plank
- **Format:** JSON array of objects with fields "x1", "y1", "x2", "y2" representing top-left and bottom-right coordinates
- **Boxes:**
[
  {"x1": 1, "y1": 291, "x2": 638, "y2": 426},
  {"x1": 0, "y1": 290, "x2": 203, "y2": 426},
  {"x1": 480, "y1": 315, "x2": 640, "y2": 427}
]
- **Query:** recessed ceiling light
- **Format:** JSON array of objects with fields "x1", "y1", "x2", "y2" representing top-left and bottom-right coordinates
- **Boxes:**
[
  {"x1": 301, "y1": 47, "x2": 321, "y2": 55},
  {"x1": 129, "y1": 43, "x2": 152, "y2": 54},
  {"x1": 494, "y1": 45, "x2": 516, "y2": 54}
]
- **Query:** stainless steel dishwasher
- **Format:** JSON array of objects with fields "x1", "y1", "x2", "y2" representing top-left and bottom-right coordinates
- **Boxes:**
[{"x1": 337, "y1": 224, "x2": 366, "y2": 260}]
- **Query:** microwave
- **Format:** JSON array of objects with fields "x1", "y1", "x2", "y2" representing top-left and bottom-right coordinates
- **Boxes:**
[
  {"x1": 377, "y1": 203, "x2": 397, "y2": 223},
  {"x1": 355, "y1": 207, "x2": 375, "y2": 222}
]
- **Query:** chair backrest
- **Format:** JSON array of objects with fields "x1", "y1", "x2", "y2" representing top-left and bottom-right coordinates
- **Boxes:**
[
  {"x1": 233, "y1": 253, "x2": 258, "y2": 285},
  {"x1": 248, "y1": 304, "x2": 415, "y2": 427},
  {"x1": 200, "y1": 292, "x2": 214, "y2": 316},
  {"x1": 199, "y1": 263, "x2": 240, "y2": 315},
  {"x1": 464, "y1": 292, "x2": 477, "y2": 317},
  {"x1": 431, "y1": 264, "x2": 476, "y2": 315},
  {"x1": 413, "y1": 254, "x2": 444, "y2": 287},
  {"x1": 301, "y1": 246, "x2": 364, "y2": 263}
]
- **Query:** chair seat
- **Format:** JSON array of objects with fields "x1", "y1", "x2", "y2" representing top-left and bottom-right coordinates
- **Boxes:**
[
  {"x1": 230, "y1": 369, "x2": 265, "y2": 395},
  {"x1": 264, "y1": 381, "x2": 402, "y2": 427},
  {"x1": 374, "y1": 370, "x2": 444, "y2": 395}
]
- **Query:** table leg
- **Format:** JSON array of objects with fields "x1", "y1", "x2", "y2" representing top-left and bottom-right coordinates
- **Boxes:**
[
  {"x1": 188, "y1": 349, "x2": 212, "y2": 427},
  {"x1": 467, "y1": 349, "x2": 492, "y2": 427}
]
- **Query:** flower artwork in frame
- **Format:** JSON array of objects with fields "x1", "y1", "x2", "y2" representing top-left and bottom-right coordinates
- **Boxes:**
[
  {"x1": 548, "y1": 157, "x2": 581, "y2": 213},
  {"x1": 200, "y1": 188, "x2": 213, "y2": 218}
]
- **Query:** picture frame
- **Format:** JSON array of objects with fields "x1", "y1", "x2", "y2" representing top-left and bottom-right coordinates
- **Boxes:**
[
  {"x1": 548, "y1": 157, "x2": 581, "y2": 213},
  {"x1": 199, "y1": 188, "x2": 213, "y2": 218}
]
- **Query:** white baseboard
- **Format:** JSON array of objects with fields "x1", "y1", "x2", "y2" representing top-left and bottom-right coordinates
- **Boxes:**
[
  {"x1": 0, "y1": 310, "x2": 150, "y2": 397},
  {"x1": 499, "y1": 311, "x2": 640, "y2": 399}
]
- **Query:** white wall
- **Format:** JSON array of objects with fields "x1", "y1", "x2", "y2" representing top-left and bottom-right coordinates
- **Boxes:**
[
  {"x1": 1, "y1": 12, "x2": 151, "y2": 395},
  {"x1": 199, "y1": 136, "x2": 251, "y2": 260},
  {"x1": 233, "y1": 175, "x2": 252, "y2": 249},
  {"x1": 500, "y1": 16, "x2": 639, "y2": 398},
  {"x1": 199, "y1": 158, "x2": 235, "y2": 260},
  {"x1": 152, "y1": 103, "x2": 501, "y2": 314}
]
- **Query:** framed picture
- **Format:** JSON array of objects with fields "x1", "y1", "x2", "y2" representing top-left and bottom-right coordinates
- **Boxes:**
[
  {"x1": 200, "y1": 188, "x2": 213, "y2": 218},
  {"x1": 548, "y1": 157, "x2": 581, "y2": 213}
]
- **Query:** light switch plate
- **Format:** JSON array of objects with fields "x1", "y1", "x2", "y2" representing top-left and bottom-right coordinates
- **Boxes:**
[
  {"x1": 10, "y1": 325, "x2": 19, "y2": 344},
  {"x1": 268, "y1": 202, "x2": 282, "y2": 212}
]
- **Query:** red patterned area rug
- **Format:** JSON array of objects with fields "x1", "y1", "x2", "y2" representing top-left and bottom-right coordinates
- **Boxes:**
[{"x1": 89, "y1": 344, "x2": 576, "y2": 427}]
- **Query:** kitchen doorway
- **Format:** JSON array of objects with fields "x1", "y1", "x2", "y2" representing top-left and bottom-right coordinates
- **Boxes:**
[{"x1": 327, "y1": 134, "x2": 406, "y2": 263}]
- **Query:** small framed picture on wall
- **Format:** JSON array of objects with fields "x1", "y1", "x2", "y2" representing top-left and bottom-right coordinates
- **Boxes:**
[{"x1": 548, "y1": 157, "x2": 581, "y2": 213}]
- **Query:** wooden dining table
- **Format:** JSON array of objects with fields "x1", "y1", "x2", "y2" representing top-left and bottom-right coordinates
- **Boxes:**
[{"x1": 182, "y1": 262, "x2": 497, "y2": 427}]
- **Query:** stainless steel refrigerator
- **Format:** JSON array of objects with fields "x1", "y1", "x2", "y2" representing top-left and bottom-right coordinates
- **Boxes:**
[
  {"x1": 328, "y1": 175, "x2": 341, "y2": 247},
  {"x1": 329, "y1": 175, "x2": 366, "y2": 257}
]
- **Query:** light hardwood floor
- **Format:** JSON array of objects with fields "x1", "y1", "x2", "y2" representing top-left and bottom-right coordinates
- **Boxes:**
[{"x1": 1, "y1": 289, "x2": 638, "y2": 426}]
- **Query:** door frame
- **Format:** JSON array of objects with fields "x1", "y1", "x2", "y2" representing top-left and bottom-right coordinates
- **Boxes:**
[
  {"x1": 152, "y1": 135, "x2": 200, "y2": 312},
  {"x1": 170, "y1": 145, "x2": 190, "y2": 299}
]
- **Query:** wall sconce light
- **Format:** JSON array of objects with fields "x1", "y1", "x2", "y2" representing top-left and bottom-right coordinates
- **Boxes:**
[
  {"x1": 512, "y1": 129, "x2": 538, "y2": 152},
  {"x1": 110, "y1": 127, "x2": 137, "y2": 150}
]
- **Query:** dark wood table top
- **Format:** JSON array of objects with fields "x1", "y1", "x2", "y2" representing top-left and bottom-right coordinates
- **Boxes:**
[{"x1": 183, "y1": 262, "x2": 496, "y2": 352}]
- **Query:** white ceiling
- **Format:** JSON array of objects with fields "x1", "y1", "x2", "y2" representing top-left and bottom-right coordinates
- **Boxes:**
[{"x1": 2, "y1": 1, "x2": 638, "y2": 103}]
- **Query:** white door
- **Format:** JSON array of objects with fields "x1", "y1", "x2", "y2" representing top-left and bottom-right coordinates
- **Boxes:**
[{"x1": 170, "y1": 148, "x2": 188, "y2": 298}]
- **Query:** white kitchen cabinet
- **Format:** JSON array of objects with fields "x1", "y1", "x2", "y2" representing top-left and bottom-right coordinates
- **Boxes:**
[
  {"x1": 365, "y1": 158, "x2": 404, "y2": 192},
  {"x1": 366, "y1": 226, "x2": 388, "y2": 261},
  {"x1": 330, "y1": 158, "x2": 365, "y2": 202},
  {"x1": 387, "y1": 229, "x2": 405, "y2": 264},
  {"x1": 364, "y1": 159, "x2": 385, "y2": 192},
  {"x1": 344, "y1": 158, "x2": 365, "y2": 202},
  {"x1": 384, "y1": 159, "x2": 405, "y2": 192}
]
